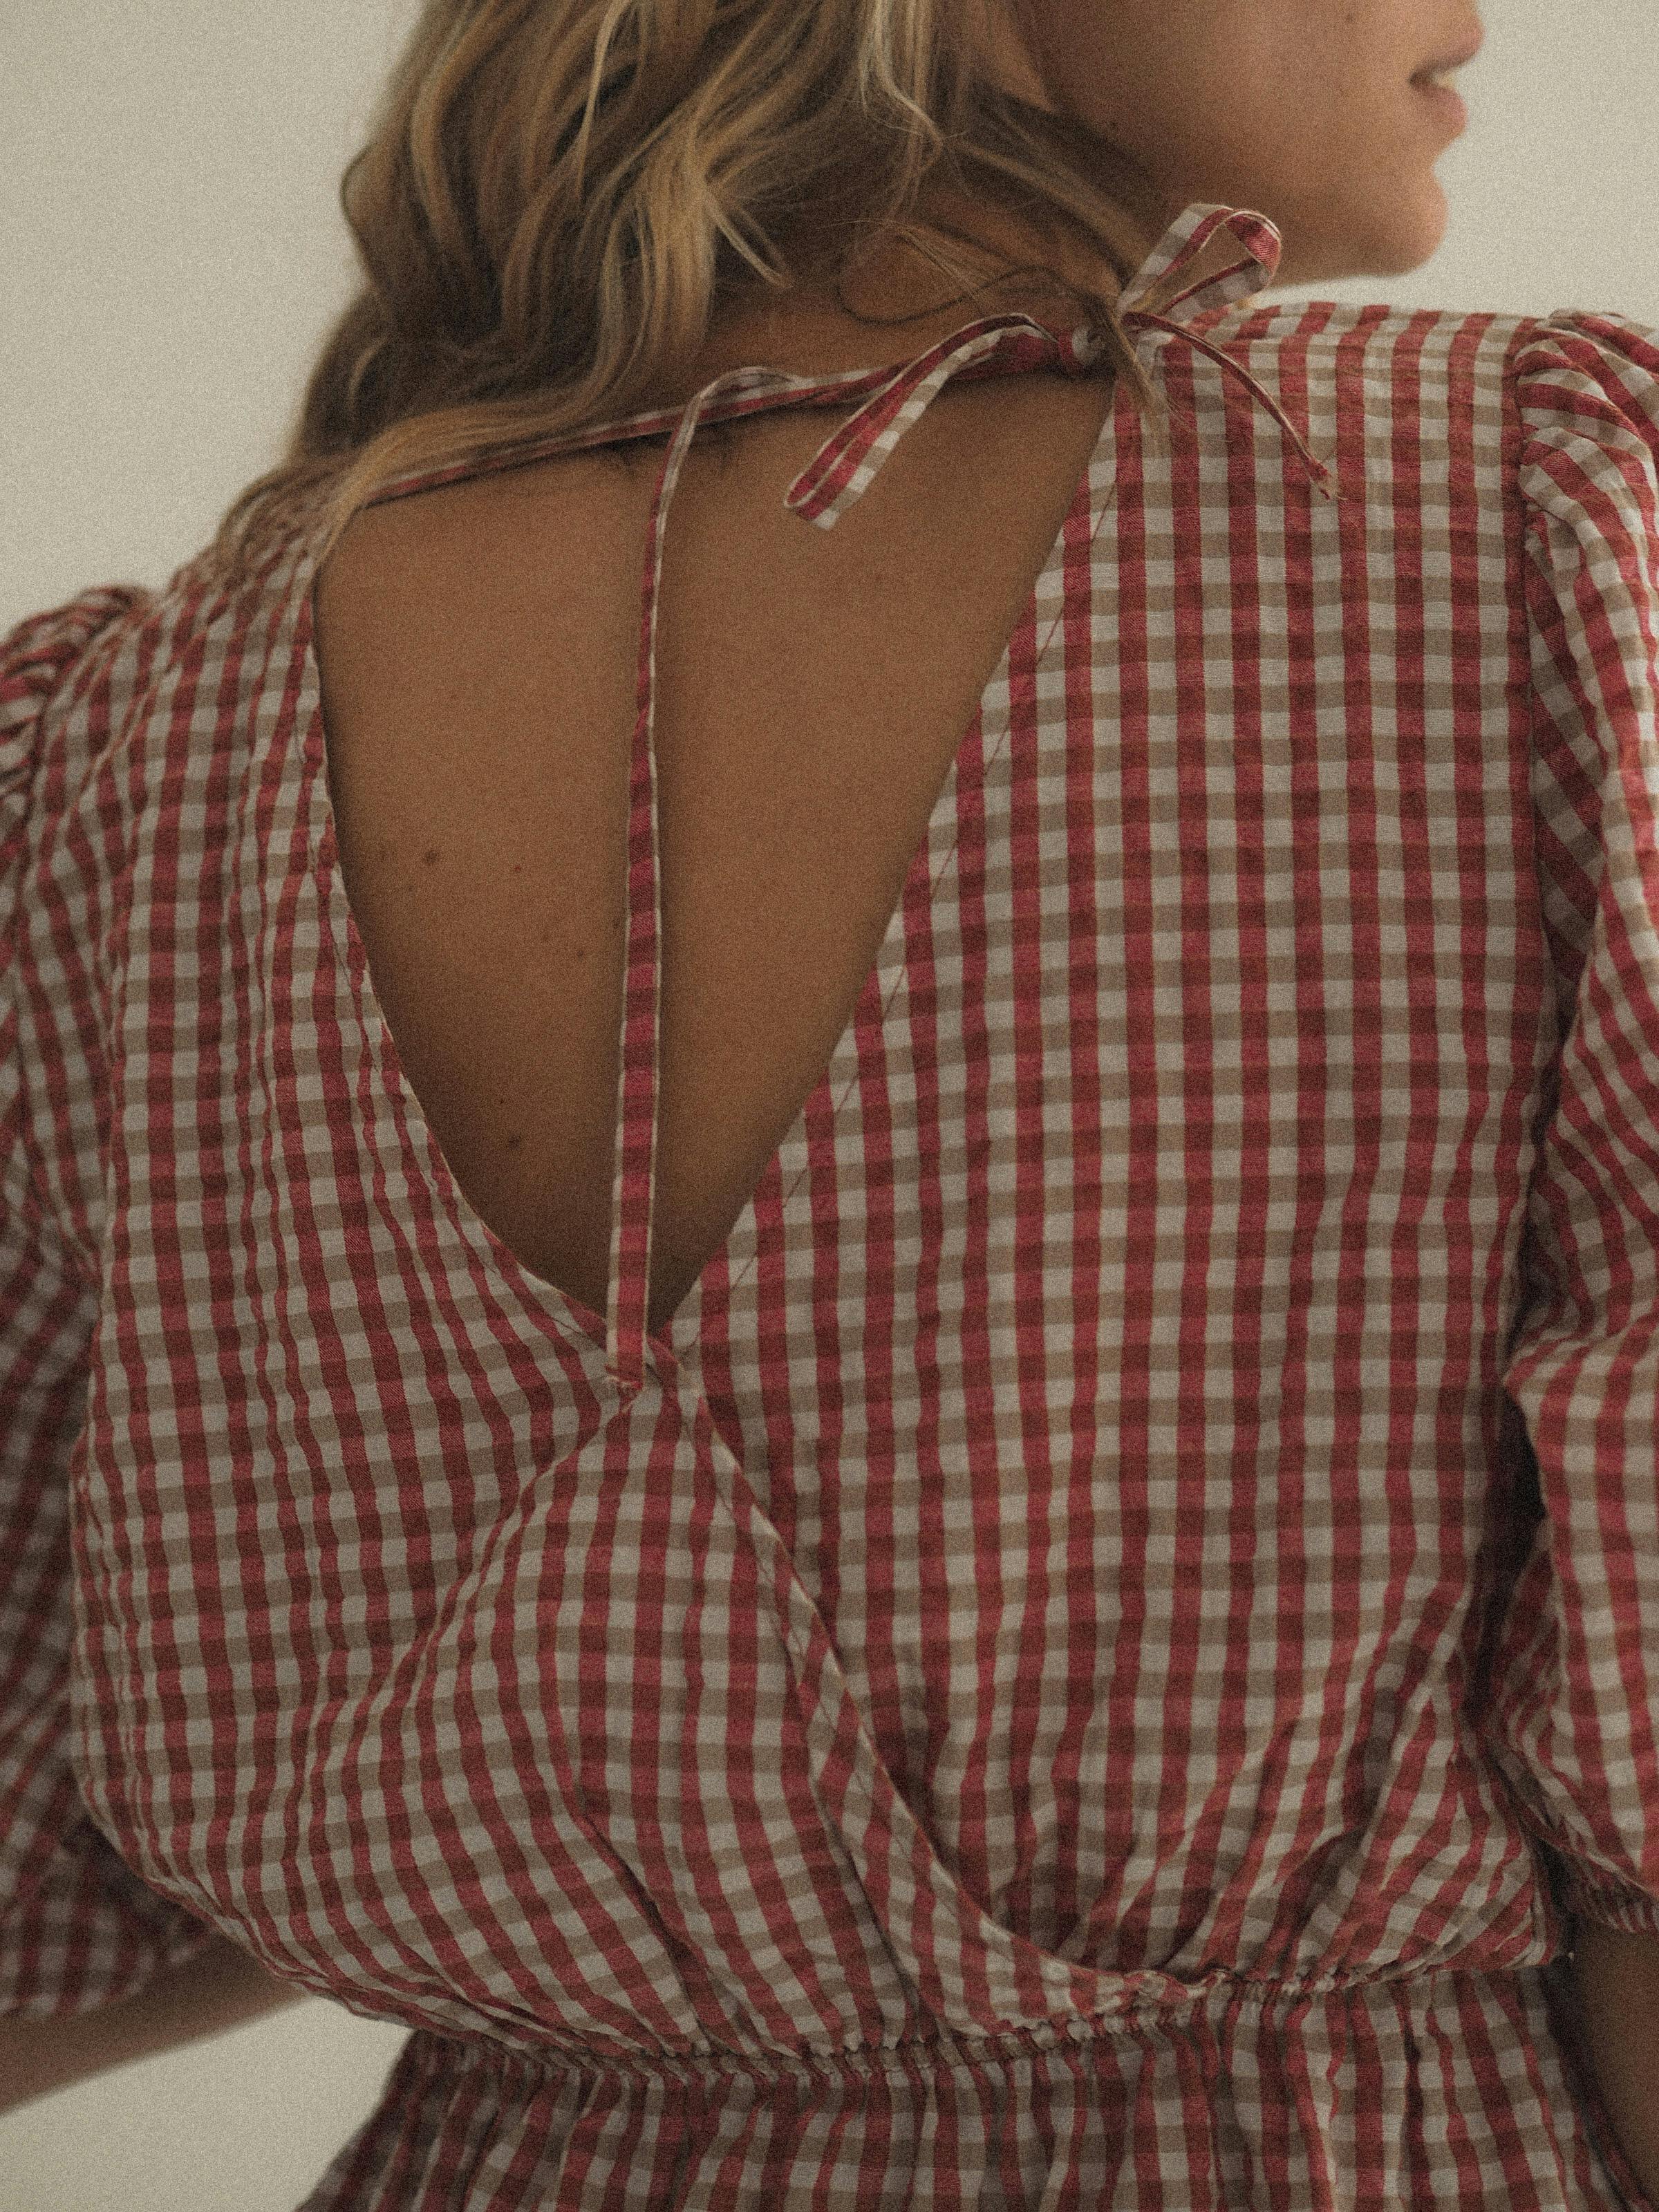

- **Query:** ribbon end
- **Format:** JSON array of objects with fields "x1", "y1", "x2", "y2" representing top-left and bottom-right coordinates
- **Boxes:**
[
  {"x1": 782, "y1": 479, "x2": 848, "y2": 529},
  {"x1": 1306, "y1": 456, "x2": 1346, "y2": 503}
]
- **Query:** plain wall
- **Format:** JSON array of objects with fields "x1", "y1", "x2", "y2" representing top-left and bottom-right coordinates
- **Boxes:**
[{"x1": 1, "y1": 3, "x2": 1657, "y2": 2206}]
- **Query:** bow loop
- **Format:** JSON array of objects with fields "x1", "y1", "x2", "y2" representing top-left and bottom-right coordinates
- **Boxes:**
[
  {"x1": 1112, "y1": 203, "x2": 1344, "y2": 504},
  {"x1": 1117, "y1": 203, "x2": 1286, "y2": 322},
  {"x1": 774, "y1": 199, "x2": 1344, "y2": 528},
  {"x1": 783, "y1": 316, "x2": 1096, "y2": 529}
]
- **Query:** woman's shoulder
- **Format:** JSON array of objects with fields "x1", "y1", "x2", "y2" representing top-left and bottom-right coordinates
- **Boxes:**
[
  {"x1": 1212, "y1": 290, "x2": 1659, "y2": 392},
  {"x1": 1212, "y1": 290, "x2": 1659, "y2": 371},
  {"x1": 0, "y1": 554, "x2": 295, "y2": 812},
  {"x1": 1501, "y1": 307, "x2": 1659, "y2": 469},
  {"x1": 1204, "y1": 292, "x2": 1659, "y2": 524},
  {"x1": 0, "y1": 585, "x2": 156, "y2": 799}
]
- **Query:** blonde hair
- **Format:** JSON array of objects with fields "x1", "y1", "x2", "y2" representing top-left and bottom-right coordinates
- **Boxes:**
[{"x1": 205, "y1": 0, "x2": 1173, "y2": 589}]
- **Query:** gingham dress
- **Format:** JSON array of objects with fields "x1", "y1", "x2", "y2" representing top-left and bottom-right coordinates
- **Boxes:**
[{"x1": 5, "y1": 201, "x2": 1659, "y2": 2209}]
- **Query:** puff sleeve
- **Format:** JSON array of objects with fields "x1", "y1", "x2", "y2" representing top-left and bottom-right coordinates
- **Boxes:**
[
  {"x1": 0, "y1": 591, "x2": 218, "y2": 2014},
  {"x1": 1483, "y1": 313, "x2": 1659, "y2": 1938}
]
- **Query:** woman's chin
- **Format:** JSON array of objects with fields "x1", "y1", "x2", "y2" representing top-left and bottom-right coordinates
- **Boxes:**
[{"x1": 1268, "y1": 191, "x2": 1450, "y2": 291}]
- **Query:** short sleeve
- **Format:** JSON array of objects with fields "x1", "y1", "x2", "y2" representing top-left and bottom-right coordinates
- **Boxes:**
[
  {"x1": 1482, "y1": 313, "x2": 1659, "y2": 1940},
  {"x1": 0, "y1": 590, "x2": 218, "y2": 2014}
]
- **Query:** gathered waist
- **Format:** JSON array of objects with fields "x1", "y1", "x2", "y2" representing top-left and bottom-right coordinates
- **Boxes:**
[
  {"x1": 406, "y1": 1953, "x2": 1580, "y2": 2094},
  {"x1": 298, "y1": 1957, "x2": 1659, "y2": 2212}
]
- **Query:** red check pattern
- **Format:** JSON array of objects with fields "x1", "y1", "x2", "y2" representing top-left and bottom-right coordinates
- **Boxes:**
[{"x1": 3, "y1": 201, "x2": 1659, "y2": 2207}]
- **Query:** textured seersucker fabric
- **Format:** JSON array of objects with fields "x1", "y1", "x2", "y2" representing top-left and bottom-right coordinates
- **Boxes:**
[{"x1": 3, "y1": 198, "x2": 1659, "y2": 2206}]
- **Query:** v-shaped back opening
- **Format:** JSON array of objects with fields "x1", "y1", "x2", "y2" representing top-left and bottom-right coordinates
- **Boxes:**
[
  {"x1": 598, "y1": 318, "x2": 1126, "y2": 1382},
  {"x1": 301, "y1": 319, "x2": 1127, "y2": 1385}
]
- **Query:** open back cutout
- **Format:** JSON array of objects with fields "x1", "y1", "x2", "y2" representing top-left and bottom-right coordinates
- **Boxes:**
[{"x1": 308, "y1": 358, "x2": 1117, "y2": 1346}]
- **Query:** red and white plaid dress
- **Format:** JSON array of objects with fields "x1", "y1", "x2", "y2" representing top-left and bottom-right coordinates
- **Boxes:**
[{"x1": 5, "y1": 201, "x2": 1659, "y2": 2209}]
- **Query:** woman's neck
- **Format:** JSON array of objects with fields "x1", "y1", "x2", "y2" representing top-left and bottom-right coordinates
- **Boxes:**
[{"x1": 659, "y1": 187, "x2": 1167, "y2": 402}]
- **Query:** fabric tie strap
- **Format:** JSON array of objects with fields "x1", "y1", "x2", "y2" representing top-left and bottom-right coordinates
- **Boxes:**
[
  {"x1": 606, "y1": 203, "x2": 1342, "y2": 1386},
  {"x1": 782, "y1": 201, "x2": 1344, "y2": 529}
]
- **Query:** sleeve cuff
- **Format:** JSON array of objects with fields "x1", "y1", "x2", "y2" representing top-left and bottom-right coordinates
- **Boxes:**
[{"x1": 1559, "y1": 1867, "x2": 1659, "y2": 1942}]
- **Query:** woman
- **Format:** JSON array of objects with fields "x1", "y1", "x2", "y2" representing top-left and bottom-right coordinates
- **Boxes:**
[{"x1": 3, "y1": 0, "x2": 1658, "y2": 2202}]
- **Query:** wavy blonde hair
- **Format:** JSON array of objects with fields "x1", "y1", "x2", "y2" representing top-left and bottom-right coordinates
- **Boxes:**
[{"x1": 205, "y1": 0, "x2": 1174, "y2": 589}]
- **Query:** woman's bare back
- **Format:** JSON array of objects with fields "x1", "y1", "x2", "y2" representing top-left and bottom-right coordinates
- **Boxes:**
[{"x1": 311, "y1": 362, "x2": 1116, "y2": 1338}]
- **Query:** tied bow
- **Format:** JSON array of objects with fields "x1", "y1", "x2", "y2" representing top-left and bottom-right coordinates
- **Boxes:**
[
  {"x1": 1109, "y1": 200, "x2": 1343, "y2": 505},
  {"x1": 782, "y1": 201, "x2": 1345, "y2": 528}
]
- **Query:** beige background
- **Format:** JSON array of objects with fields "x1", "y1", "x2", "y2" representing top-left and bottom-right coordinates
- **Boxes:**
[{"x1": 2, "y1": 2, "x2": 1657, "y2": 2206}]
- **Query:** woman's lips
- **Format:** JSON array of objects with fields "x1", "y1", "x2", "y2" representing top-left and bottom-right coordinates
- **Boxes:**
[{"x1": 1412, "y1": 75, "x2": 1470, "y2": 132}]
